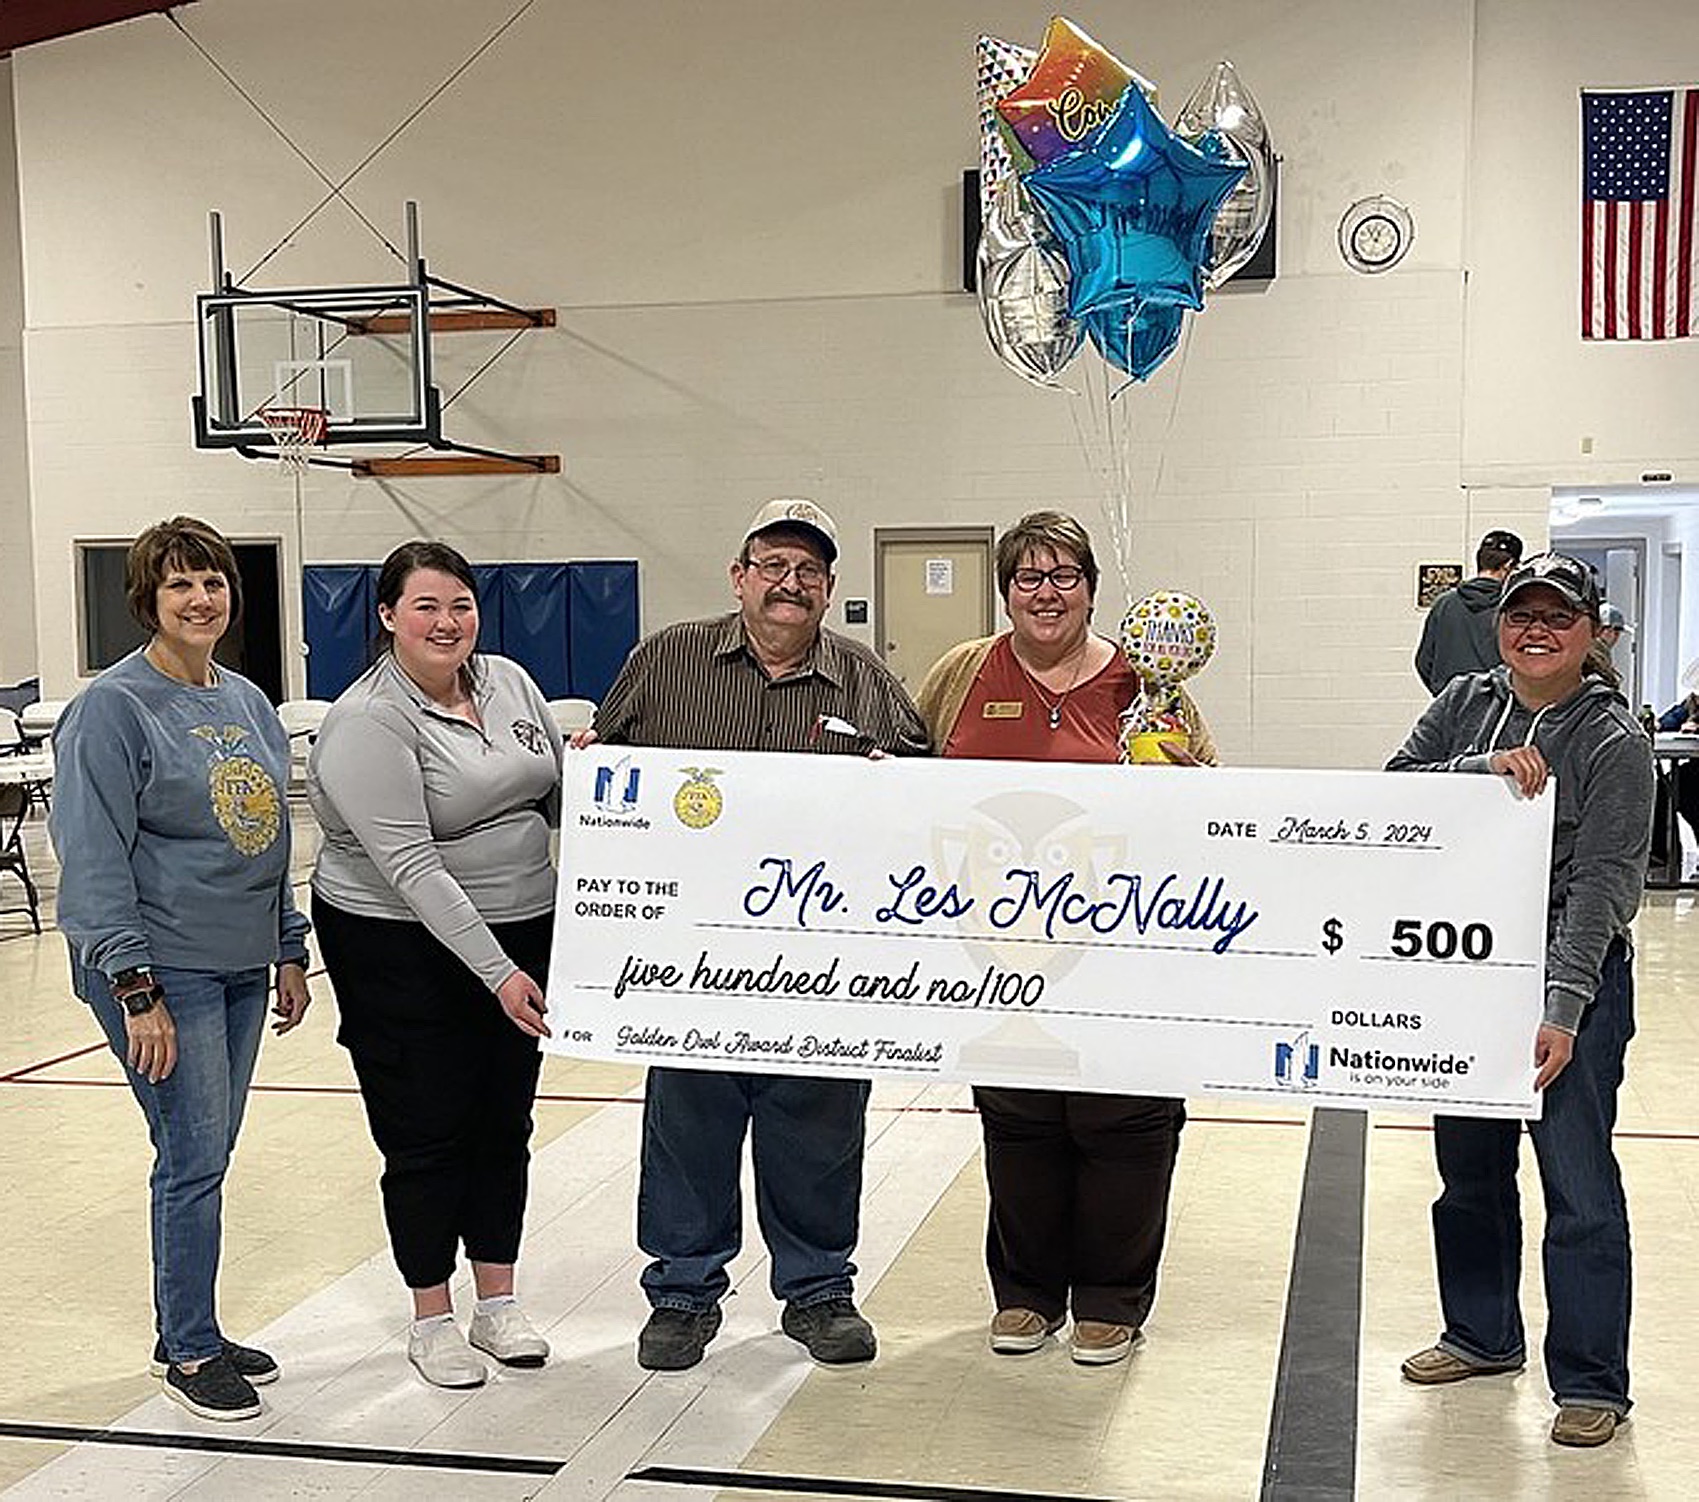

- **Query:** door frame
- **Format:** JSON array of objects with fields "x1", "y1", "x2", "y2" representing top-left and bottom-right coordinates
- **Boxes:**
[
  {"x1": 1562, "y1": 534, "x2": 1647, "y2": 707},
  {"x1": 872, "y1": 526, "x2": 997, "y2": 666},
  {"x1": 73, "y1": 533, "x2": 286, "y2": 703}
]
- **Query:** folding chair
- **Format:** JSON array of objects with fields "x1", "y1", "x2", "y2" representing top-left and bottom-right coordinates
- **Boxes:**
[{"x1": 0, "y1": 779, "x2": 41, "y2": 934}]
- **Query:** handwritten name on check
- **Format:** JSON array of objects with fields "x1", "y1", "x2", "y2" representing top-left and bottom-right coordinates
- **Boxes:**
[{"x1": 546, "y1": 749, "x2": 1554, "y2": 1118}]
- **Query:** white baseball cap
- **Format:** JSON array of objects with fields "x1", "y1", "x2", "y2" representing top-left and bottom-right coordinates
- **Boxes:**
[{"x1": 742, "y1": 498, "x2": 838, "y2": 563}]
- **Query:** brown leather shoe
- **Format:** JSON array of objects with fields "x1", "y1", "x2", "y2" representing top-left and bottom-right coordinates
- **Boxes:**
[
  {"x1": 1400, "y1": 1345, "x2": 1523, "y2": 1384},
  {"x1": 1551, "y1": 1406, "x2": 1622, "y2": 1447},
  {"x1": 988, "y1": 1308, "x2": 1064, "y2": 1355},
  {"x1": 1069, "y1": 1320, "x2": 1136, "y2": 1366}
]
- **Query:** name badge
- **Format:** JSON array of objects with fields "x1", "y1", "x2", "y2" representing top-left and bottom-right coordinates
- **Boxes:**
[{"x1": 983, "y1": 701, "x2": 1025, "y2": 719}]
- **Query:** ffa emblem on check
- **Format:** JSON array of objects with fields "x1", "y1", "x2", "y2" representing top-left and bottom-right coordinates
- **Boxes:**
[{"x1": 673, "y1": 767, "x2": 725, "y2": 830}]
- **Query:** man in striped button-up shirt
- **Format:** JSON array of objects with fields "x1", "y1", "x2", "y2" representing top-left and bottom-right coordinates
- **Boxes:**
[{"x1": 593, "y1": 498, "x2": 929, "y2": 1374}]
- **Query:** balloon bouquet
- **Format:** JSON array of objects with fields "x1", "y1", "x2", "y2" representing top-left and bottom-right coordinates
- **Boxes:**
[
  {"x1": 975, "y1": 18, "x2": 1268, "y2": 755},
  {"x1": 975, "y1": 17, "x2": 1275, "y2": 389}
]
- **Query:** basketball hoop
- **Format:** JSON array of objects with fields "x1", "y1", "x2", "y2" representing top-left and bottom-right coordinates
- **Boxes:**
[{"x1": 257, "y1": 406, "x2": 329, "y2": 472}]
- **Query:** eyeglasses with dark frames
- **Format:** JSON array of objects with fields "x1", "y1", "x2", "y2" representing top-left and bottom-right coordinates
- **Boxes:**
[
  {"x1": 1010, "y1": 565, "x2": 1086, "y2": 593},
  {"x1": 745, "y1": 555, "x2": 829, "y2": 588},
  {"x1": 1502, "y1": 607, "x2": 1583, "y2": 633}
]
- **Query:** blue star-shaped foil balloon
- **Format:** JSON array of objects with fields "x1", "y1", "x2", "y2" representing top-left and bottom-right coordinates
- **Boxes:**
[
  {"x1": 1023, "y1": 79, "x2": 1246, "y2": 318},
  {"x1": 1083, "y1": 300, "x2": 1185, "y2": 382}
]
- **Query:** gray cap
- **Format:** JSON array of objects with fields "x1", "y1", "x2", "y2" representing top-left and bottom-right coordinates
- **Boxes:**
[{"x1": 1599, "y1": 602, "x2": 1631, "y2": 632}]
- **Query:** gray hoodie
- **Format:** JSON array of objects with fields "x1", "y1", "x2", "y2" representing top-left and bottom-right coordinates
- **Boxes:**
[
  {"x1": 1386, "y1": 667, "x2": 1651, "y2": 1032},
  {"x1": 1414, "y1": 575, "x2": 1505, "y2": 693}
]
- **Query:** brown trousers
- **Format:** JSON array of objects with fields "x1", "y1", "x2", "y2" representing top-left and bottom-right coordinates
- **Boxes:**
[{"x1": 975, "y1": 1087, "x2": 1185, "y2": 1328}]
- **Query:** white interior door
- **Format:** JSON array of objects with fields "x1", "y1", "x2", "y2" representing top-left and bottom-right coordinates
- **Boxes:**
[{"x1": 875, "y1": 531, "x2": 995, "y2": 690}]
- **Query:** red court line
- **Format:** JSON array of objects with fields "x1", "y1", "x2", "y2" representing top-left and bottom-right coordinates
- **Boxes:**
[
  {"x1": 6, "y1": 1071, "x2": 1697, "y2": 1143},
  {"x1": 0, "y1": 1041, "x2": 106, "y2": 1083}
]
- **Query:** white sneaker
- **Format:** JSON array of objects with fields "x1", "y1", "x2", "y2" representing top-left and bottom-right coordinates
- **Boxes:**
[
  {"x1": 468, "y1": 1303, "x2": 550, "y2": 1368},
  {"x1": 407, "y1": 1320, "x2": 488, "y2": 1388}
]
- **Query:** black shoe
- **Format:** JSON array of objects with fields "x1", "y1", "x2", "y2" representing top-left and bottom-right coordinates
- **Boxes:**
[
  {"x1": 781, "y1": 1298, "x2": 877, "y2": 1364},
  {"x1": 637, "y1": 1305, "x2": 723, "y2": 1371},
  {"x1": 151, "y1": 1338, "x2": 279, "y2": 1385},
  {"x1": 161, "y1": 1353, "x2": 263, "y2": 1421}
]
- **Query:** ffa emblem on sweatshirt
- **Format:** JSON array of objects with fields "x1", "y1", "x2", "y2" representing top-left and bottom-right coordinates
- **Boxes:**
[
  {"x1": 192, "y1": 724, "x2": 282, "y2": 857},
  {"x1": 673, "y1": 766, "x2": 724, "y2": 830}
]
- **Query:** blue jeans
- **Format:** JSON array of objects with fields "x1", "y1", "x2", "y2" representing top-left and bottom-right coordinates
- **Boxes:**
[
  {"x1": 82, "y1": 961, "x2": 268, "y2": 1366},
  {"x1": 1430, "y1": 940, "x2": 1635, "y2": 1413},
  {"x1": 637, "y1": 1067, "x2": 869, "y2": 1311}
]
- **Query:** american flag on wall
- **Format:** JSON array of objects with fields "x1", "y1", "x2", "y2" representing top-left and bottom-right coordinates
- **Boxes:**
[{"x1": 1581, "y1": 87, "x2": 1698, "y2": 339}]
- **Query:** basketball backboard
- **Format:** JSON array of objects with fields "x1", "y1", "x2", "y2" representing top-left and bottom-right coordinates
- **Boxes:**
[{"x1": 193, "y1": 284, "x2": 437, "y2": 450}]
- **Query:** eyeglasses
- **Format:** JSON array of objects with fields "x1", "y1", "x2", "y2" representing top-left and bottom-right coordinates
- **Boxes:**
[
  {"x1": 1503, "y1": 607, "x2": 1583, "y2": 633},
  {"x1": 1010, "y1": 566, "x2": 1086, "y2": 593},
  {"x1": 745, "y1": 555, "x2": 829, "y2": 588}
]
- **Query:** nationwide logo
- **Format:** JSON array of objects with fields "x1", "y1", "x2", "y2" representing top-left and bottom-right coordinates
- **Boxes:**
[
  {"x1": 579, "y1": 757, "x2": 651, "y2": 830},
  {"x1": 1273, "y1": 1030, "x2": 1320, "y2": 1089},
  {"x1": 595, "y1": 759, "x2": 641, "y2": 813}
]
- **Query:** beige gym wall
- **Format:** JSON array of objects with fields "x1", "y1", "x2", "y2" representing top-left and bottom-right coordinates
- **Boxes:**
[{"x1": 9, "y1": 0, "x2": 1699, "y2": 764}]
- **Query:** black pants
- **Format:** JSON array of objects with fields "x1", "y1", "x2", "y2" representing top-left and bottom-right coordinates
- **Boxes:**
[
  {"x1": 974, "y1": 1087, "x2": 1185, "y2": 1328},
  {"x1": 1651, "y1": 762, "x2": 1699, "y2": 864},
  {"x1": 314, "y1": 897, "x2": 547, "y2": 1289}
]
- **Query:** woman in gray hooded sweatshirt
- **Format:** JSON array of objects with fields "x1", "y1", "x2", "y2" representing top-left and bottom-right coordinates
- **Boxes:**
[{"x1": 1387, "y1": 552, "x2": 1651, "y2": 1450}]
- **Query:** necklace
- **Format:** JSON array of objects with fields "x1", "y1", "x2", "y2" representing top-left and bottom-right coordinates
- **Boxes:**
[{"x1": 1018, "y1": 643, "x2": 1088, "y2": 730}]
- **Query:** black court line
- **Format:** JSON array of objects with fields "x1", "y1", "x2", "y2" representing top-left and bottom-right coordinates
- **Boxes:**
[
  {"x1": 0, "y1": 1421, "x2": 559, "y2": 1475},
  {"x1": 1260, "y1": 1107, "x2": 1367, "y2": 1501},
  {"x1": 0, "y1": 1425, "x2": 1119, "y2": 1500},
  {"x1": 628, "y1": 1466, "x2": 1125, "y2": 1501}
]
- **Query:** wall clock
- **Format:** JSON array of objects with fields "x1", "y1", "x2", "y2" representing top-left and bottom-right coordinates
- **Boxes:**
[{"x1": 1338, "y1": 196, "x2": 1414, "y2": 274}]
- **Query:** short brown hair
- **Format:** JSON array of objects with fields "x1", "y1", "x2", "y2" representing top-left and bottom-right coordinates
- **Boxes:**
[
  {"x1": 125, "y1": 516, "x2": 242, "y2": 633},
  {"x1": 995, "y1": 510, "x2": 1100, "y2": 598}
]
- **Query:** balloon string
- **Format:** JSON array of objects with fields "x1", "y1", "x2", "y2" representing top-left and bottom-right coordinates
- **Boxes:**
[
  {"x1": 1103, "y1": 345, "x2": 1134, "y2": 599},
  {"x1": 1066, "y1": 361, "x2": 1134, "y2": 600},
  {"x1": 1067, "y1": 307, "x2": 1200, "y2": 607},
  {"x1": 1147, "y1": 314, "x2": 1196, "y2": 510}
]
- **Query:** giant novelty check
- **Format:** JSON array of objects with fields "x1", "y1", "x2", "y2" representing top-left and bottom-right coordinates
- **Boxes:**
[{"x1": 544, "y1": 749, "x2": 1554, "y2": 1117}]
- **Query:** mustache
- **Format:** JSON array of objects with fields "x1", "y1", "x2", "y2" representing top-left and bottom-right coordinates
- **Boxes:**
[{"x1": 763, "y1": 587, "x2": 811, "y2": 606}]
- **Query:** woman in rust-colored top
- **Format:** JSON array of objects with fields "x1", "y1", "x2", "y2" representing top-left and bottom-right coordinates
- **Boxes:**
[{"x1": 915, "y1": 510, "x2": 1214, "y2": 1367}]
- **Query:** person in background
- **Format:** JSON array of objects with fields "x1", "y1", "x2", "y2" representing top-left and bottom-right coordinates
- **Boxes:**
[
  {"x1": 50, "y1": 516, "x2": 312, "y2": 1422},
  {"x1": 1414, "y1": 529, "x2": 1523, "y2": 693},
  {"x1": 1585, "y1": 601, "x2": 1629, "y2": 687},
  {"x1": 308, "y1": 541, "x2": 561, "y2": 1389},
  {"x1": 588, "y1": 497, "x2": 929, "y2": 1373},
  {"x1": 914, "y1": 510, "x2": 1213, "y2": 1367},
  {"x1": 1597, "y1": 602, "x2": 1629, "y2": 653},
  {"x1": 1390, "y1": 552, "x2": 1651, "y2": 1449},
  {"x1": 1653, "y1": 672, "x2": 1699, "y2": 863}
]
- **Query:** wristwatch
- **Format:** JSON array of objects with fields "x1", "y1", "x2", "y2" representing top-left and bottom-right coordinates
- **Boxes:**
[{"x1": 111, "y1": 967, "x2": 164, "y2": 1016}]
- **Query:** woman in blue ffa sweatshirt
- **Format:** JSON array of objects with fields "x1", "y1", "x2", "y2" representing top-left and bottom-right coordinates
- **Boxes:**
[{"x1": 51, "y1": 517, "x2": 312, "y2": 1423}]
